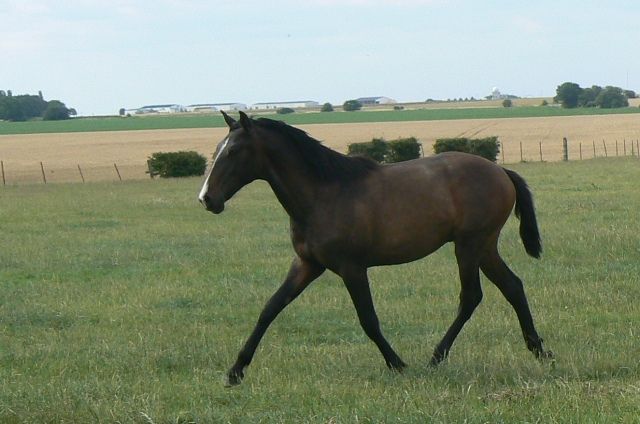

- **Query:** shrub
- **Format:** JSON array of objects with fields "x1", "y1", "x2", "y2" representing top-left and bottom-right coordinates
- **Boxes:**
[
  {"x1": 147, "y1": 151, "x2": 207, "y2": 178},
  {"x1": 387, "y1": 137, "x2": 421, "y2": 162},
  {"x1": 321, "y1": 103, "x2": 334, "y2": 112},
  {"x1": 277, "y1": 107, "x2": 295, "y2": 114},
  {"x1": 343, "y1": 99, "x2": 362, "y2": 111},
  {"x1": 393, "y1": 105, "x2": 404, "y2": 110},
  {"x1": 502, "y1": 99, "x2": 513, "y2": 108},
  {"x1": 433, "y1": 137, "x2": 500, "y2": 162},
  {"x1": 433, "y1": 138, "x2": 469, "y2": 154},
  {"x1": 348, "y1": 137, "x2": 421, "y2": 163},
  {"x1": 347, "y1": 138, "x2": 388, "y2": 163}
]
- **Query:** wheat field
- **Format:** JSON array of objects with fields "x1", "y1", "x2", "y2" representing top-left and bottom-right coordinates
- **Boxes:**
[{"x1": 1, "y1": 113, "x2": 640, "y2": 184}]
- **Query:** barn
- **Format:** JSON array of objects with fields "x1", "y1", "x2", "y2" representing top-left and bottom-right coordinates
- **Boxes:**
[
  {"x1": 251, "y1": 100, "x2": 319, "y2": 110},
  {"x1": 186, "y1": 103, "x2": 247, "y2": 112},
  {"x1": 356, "y1": 96, "x2": 397, "y2": 105}
]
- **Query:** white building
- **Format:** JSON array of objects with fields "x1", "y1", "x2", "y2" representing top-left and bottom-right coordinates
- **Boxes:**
[
  {"x1": 251, "y1": 100, "x2": 319, "y2": 110},
  {"x1": 356, "y1": 96, "x2": 397, "y2": 105},
  {"x1": 134, "y1": 104, "x2": 186, "y2": 114},
  {"x1": 186, "y1": 103, "x2": 247, "y2": 112}
]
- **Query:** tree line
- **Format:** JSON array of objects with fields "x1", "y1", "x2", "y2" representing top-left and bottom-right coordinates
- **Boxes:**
[
  {"x1": 0, "y1": 90, "x2": 76, "y2": 121},
  {"x1": 554, "y1": 82, "x2": 636, "y2": 109}
]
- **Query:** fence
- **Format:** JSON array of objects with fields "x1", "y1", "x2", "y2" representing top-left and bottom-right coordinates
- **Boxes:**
[
  {"x1": 2, "y1": 137, "x2": 639, "y2": 186},
  {"x1": 498, "y1": 138, "x2": 640, "y2": 164},
  {"x1": 0, "y1": 161, "x2": 155, "y2": 185}
]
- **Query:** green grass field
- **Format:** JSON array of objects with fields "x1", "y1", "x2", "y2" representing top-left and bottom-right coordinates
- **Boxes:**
[
  {"x1": 1, "y1": 158, "x2": 639, "y2": 422},
  {"x1": 2, "y1": 105, "x2": 640, "y2": 135}
]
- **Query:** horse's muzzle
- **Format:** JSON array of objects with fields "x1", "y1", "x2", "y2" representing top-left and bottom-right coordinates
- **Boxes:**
[{"x1": 200, "y1": 193, "x2": 225, "y2": 214}]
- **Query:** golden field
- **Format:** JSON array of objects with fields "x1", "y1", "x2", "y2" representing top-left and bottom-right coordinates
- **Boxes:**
[{"x1": 1, "y1": 113, "x2": 640, "y2": 184}]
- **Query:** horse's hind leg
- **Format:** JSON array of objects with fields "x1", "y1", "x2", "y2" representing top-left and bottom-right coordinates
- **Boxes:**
[
  {"x1": 480, "y1": 248, "x2": 553, "y2": 360},
  {"x1": 430, "y1": 239, "x2": 483, "y2": 365},
  {"x1": 341, "y1": 266, "x2": 406, "y2": 371}
]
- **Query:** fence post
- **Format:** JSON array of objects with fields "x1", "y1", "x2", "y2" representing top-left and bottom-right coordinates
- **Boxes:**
[
  {"x1": 147, "y1": 160, "x2": 155, "y2": 179},
  {"x1": 562, "y1": 137, "x2": 568, "y2": 161},
  {"x1": 114, "y1": 163, "x2": 122, "y2": 181},
  {"x1": 602, "y1": 139, "x2": 608, "y2": 157},
  {"x1": 539, "y1": 142, "x2": 543, "y2": 162},
  {"x1": 632, "y1": 140, "x2": 636, "y2": 156},
  {"x1": 593, "y1": 140, "x2": 596, "y2": 158},
  {"x1": 579, "y1": 142, "x2": 582, "y2": 160},
  {"x1": 616, "y1": 140, "x2": 619, "y2": 156},
  {"x1": 77, "y1": 164, "x2": 85, "y2": 183},
  {"x1": 1, "y1": 160, "x2": 5, "y2": 186},
  {"x1": 623, "y1": 139, "x2": 627, "y2": 156},
  {"x1": 520, "y1": 142, "x2": 523, "y2": 162},
  {"x1": 40, "y1": 162, "x2": 47, "y2": 184}
]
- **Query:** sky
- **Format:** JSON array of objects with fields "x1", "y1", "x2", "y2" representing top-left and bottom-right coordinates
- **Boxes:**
[{"x1": 2, "y1": 0, "x2": 639, "y2": 116}]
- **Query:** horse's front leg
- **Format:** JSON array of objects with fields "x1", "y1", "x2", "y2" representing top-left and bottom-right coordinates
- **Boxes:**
[{"x1": 226, "y1": 257, "x2": 325, "y2": 386}]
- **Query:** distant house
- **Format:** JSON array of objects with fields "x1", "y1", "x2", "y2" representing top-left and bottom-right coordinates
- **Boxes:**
[
  {"x1": 251, "y1": 100, "x2": 319, "y2": 110},
  {"x1": 136, "y1": 104, "x2": 186, "y2": 114},
  {"x1": 356, "y1": 96, "x2": 397, "y2": 105},
  {"x1": 186, "y1": 103, "x2": 247, "y2": 112}
]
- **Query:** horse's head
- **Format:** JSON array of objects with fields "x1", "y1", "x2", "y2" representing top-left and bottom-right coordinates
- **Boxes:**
[{"x1": 198, "y1": 111, "x2": 262, "y2": 214}]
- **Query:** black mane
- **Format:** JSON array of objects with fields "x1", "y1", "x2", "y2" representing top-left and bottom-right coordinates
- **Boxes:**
[{"x1": 255, "y1": 118, "x2": 379, "y2": 182}]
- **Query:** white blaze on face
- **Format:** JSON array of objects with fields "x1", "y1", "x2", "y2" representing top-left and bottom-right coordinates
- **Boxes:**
[{"x1": 198, "y1": 137, "x2": 230, "y2": 203}]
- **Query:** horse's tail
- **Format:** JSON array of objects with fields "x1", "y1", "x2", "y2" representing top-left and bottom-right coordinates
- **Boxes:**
[{"x1": 504, "y1": 169, "x2": 542, "y2": 259}]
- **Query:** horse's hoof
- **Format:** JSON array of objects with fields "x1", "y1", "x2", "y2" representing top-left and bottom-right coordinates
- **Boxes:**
[
  {"x1": 225, "y1": 369, "x2": 244, "y2": 387},
  {"x1": 390, "y1": 360, "x2": 407, "y2": 373},
  {"x1": 429, "y1": 351, "x2": 447, "y2": 367}
]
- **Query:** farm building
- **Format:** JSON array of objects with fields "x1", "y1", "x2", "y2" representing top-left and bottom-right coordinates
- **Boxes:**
[
  {"x1": 251, "y1": 100, "x2": 319, "y2": 110},
  {"x1": 186, "y1": 103, "x2": 247, "y2": 112},
  {"x1": 135, "y1": 104, "x2": 186, "y2": 114},
  {"x1": 356, "y1": 96, "x2": 397, "y2": 105}
]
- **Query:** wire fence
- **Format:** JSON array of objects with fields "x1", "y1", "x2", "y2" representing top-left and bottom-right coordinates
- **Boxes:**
[{"x1": 2, "y1": 137, "x2": 639, "y2": 186}]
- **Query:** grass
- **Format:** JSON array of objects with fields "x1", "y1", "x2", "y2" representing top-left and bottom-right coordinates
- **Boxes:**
[
  {"x1": 1, "y1": 158, "x2": 639, "y2": 422},
  {"x1": 2, "y1": 105, "x2": 640, "y2": 135}
]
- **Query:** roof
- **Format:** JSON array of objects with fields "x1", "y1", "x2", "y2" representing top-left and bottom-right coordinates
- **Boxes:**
[
  {"x1": 252, "y1": 100, "x2": 317, "y2": 105},
  {"x1": 356, "y1": 97, "x2": 387, "y2": 102},
  {"x1": 140, "y1": 104, "x2": 181, "y2": 109}
]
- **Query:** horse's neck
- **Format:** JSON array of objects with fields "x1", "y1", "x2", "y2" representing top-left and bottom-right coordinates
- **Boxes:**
[{"x1": 265, "y1": 156, "x2": 318, "y2": 224}]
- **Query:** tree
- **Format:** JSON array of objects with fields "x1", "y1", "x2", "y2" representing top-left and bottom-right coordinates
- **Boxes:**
[
  {"x1": 595, "y1": 86, "x2": 629, "y2": 108},
  {"x1": 578, "y1": 85, "x2": 602, "y2": 107},
  {"x1": 0, "y1": 97, "x2": 25, "y2": 121},
  {"x1": 342, "y1": 99, "x2": 362, "y2": 111},
  {"x1": 502, "y1": 99, "x2": 513, "y2": 108},
  {"x1": 43, "y1": 100, "x2": 71, "y2": 120},
  {"x1": 554, "y1": 82, "x2": 583, "y2": 108},
  {"x1": 321, "y1": 102, "x2": 333, "y2": 112},
  {"x1": 623, "y1": 89, "x2": 637, "y2": 99}
]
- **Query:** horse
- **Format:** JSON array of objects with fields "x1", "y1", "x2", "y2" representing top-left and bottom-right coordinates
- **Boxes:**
[{"x1": 198, "y1": 111, "x2": 553, "y2": 386}]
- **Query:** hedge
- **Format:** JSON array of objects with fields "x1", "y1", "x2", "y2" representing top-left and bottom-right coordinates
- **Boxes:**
[
  {"x1": 433, "y1": 137, "x2": 500, "y2": 162},
  {"x1": 348, "y1": 137, "x2": 421, "y2": 163},
  {"x1": 147, "y1": 151, "x2": 207, "y2": 178}
]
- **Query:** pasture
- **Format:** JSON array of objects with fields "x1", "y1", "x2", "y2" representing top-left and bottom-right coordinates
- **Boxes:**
[
  {"x1": 1, "y1": 158, "x2": 639, "y2": 422},
  {"x1": 2, "y1": 113, "x2": 640, "y2": 185}
]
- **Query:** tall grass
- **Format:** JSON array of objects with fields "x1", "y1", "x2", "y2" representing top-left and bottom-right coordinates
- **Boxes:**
[{"x1": 1, "y1": 158, "x2": 639, "y2": 422}]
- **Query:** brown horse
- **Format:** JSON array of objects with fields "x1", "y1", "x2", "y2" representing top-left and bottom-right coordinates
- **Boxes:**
[{"x1": 199, "y1": 111, "x2": 552, "y2": 386}]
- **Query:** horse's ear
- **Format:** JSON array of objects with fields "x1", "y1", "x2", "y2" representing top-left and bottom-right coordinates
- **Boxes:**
[
  {"x1": 221, "y1": 110, "x2": 236, "y2": 128},
  {"x1": 239, "y1": 111, "x2": 253, "y2": 132}
]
